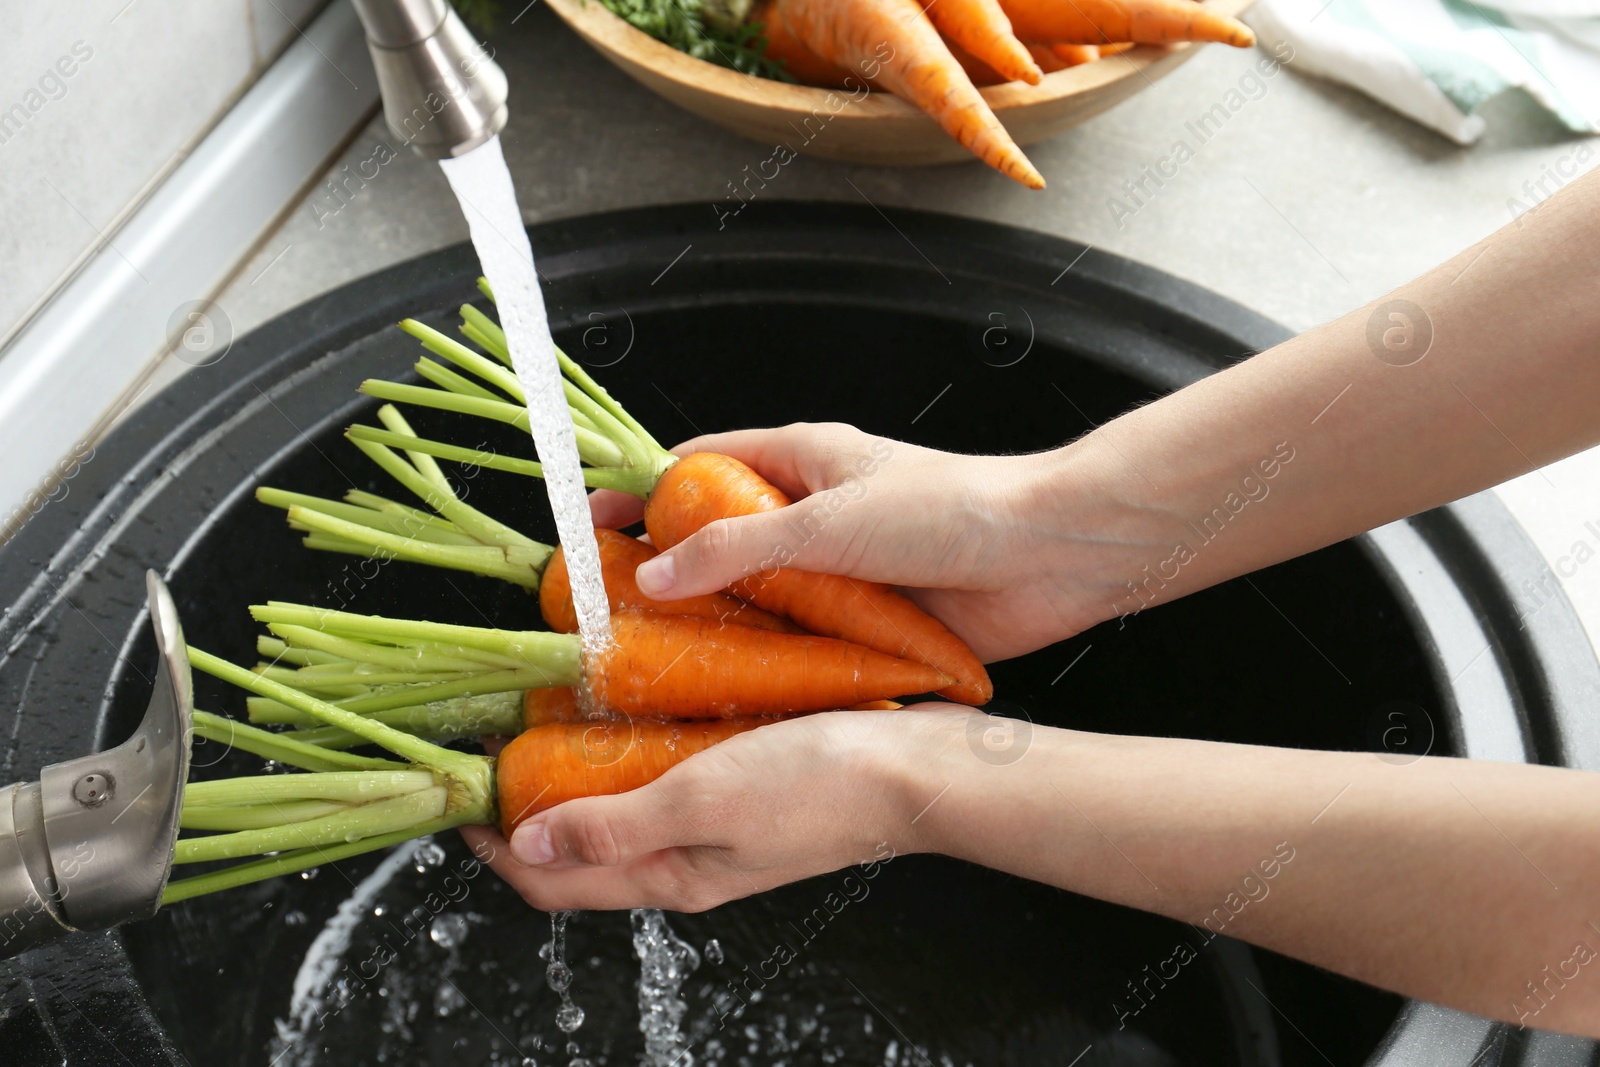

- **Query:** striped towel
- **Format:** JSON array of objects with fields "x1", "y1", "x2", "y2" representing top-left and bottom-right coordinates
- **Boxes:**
[{"x1": 1243, "y1": 0, "x2": 1600, "y2": 143}]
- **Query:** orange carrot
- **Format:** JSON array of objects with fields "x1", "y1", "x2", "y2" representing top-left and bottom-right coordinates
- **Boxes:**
[
  {"x1": 1027, "y1": 42, "x2": 1067, "y2": 72},
  {"x1": 999, "y1": 0, "x2": 1254, "y2": 47},
  {"x1": 753, "y1": 0, "x2": 858, "y2": 86},
  {"x1": 1050, "y1": 43, "x2": 1100, "y2": 66},
  {"x1": 1100, "y1": 42, "x2": 1136, "y2": 56},
  {"x1": 592, "y1": 610, "x2": 949, "y2": 717},
  {"x1": 522, "y1": 686, "x2": 590, "y2": 727},
  {"x1": 521, "y1": 686, "x2": 902, "y2": 727},
  {"x1": 644, "y1": 452, "x2": 993, "y2": 705},
  {"x1": 497, "y1": 719, "x2": 760, "y2": 834},
  {"x1": 541, "y1": 527, "x2": 797, "y2": 635},
  {"x1": 916, "y1": 0, "x2": 1041, "y2": 85},
  {"x1": 946, "y1": 38, "x2": 1007, "y2": 85},
  {"x1": 776, "y1": 0, "x2": 1045, "y2": 188}
]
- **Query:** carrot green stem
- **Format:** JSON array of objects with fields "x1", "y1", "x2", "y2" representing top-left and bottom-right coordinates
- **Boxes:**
[
  {"x1": 344, "y1": 426, "x2": 657, "y2": 495},
  {"x1": 256, "y1": 637, "x2": 345, "y2": 667},
  {"x1": 252, "y1": 603, "x2": 580, "y2": 674},
  {"x1": 174, "y1": 787, "x2": 449, "y2": 864},
  {"x1": 165, "y1": 649, "x2": 500, "y2": 906},
  {"x1": 190, "y1": 709, "x2": 404, "y2": 773},
  {"x1": 285, "y1": 506, "x2": 546, "y2": 589},
  {"x1": 161, "y1": 819, "x2": 471, "y2": 905},
  {"x1": 187, "y1": 647, "x2": 491, "y2": 788},
  {"x1": 355, "y1": 381, "x2": 626, "y2": 467},
  {"x1": 259, "y1": 624, "x2": 506, "y2": 674},
  {"x1": 182, "y1": 769, "x2": 438, "y2": 806},
  {"x1": 244, "y1": 667, "x2": 551, "y2": 725},
  {"x1": 461, "y1": 302, "x2": 666, "y2": 454},
  {"x1": 280, "y1": 691, "x2": 524, "y2": 749},
  {"x1": 257, "y1": 665, "x2": 470, "y2": 688},
  {"x1": 180, "y1": 798, "x2": 349, "y2": 831}
]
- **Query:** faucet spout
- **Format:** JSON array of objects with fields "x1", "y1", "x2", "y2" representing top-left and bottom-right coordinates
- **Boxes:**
[{"x1": 350, "y1": 0, "x2": 509, "y2": 158}]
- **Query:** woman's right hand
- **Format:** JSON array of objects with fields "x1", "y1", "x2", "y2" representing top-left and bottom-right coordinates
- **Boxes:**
[{"x1": 588, "y1": 422, "x2": 1147, "y2": 663}]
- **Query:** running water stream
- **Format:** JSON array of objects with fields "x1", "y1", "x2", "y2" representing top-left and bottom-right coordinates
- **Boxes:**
[
  {"x1": 438, "y1": 137, "x2": 611, "y2": 657},
  {"x1": 439, "y1": 136, "x2": 701, "y2": 1066}
]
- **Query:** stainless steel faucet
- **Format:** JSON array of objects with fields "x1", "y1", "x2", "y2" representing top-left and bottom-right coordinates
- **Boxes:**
[
  {"x1": 0, "y1": 573, "x2": 193, "y2": 960},
  {"x1": 350, "y1": 0, "x2": 510, "y2": 158}
]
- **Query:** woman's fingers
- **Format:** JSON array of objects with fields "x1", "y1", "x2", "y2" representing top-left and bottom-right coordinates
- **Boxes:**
[
  {"x1": 509, "y1": 777, "x2": 715, "y2": 869},
  {"x1": 634, "y1": 492, "x2": 858, "y2": 600},
  {"x1": 461, "y1": 826, "x2": 740, "y2": 911}
]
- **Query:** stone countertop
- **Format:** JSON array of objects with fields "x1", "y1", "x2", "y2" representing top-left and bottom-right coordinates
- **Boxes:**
[{"x1": 185, "y1": 5, "x2": 1600, "y2": 650}]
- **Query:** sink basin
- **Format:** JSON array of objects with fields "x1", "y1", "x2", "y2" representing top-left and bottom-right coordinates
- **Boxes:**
[{"x1": 1, "y1": 202, "x2": 1596, "y2": 1066}]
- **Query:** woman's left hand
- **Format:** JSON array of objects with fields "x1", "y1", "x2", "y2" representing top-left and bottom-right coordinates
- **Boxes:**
[{"x1": 460, "y1": 708, "x2": 962, "y2": 912}]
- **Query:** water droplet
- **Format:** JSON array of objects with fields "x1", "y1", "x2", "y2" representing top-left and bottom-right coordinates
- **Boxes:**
[
  {"x1": 704, "y1": 938, "x2": 724, "y2": 964},
  {"x1": 430, "y1": 913, "x2": 469, "y2": 949},
  {"x1": 556, "y1": 1003, "x2": 586, "y2": 1032},
  {"x1": 373, "y1": 905, "x2": 385, "y2": 917},
  {"x1": 284, "y1": 910, "x2": 307, "y2": 926},
  {"x1": 299, "y1": 867, "x2": 319, "y2": 881},
  {"x1": 413, "y1": 840, "x2": 447, "y2": 871},
  {"x1": 435, "y1": 981, "x2": 467, "y2": 1017}
]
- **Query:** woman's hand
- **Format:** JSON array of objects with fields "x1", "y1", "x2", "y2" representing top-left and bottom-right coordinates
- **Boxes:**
[
  {"x1": 460, "y1": 708, "x2": 964, "y2": 912},
  {"x1": 588, "y1": 423, "x2": 1148, "y2": 662}
]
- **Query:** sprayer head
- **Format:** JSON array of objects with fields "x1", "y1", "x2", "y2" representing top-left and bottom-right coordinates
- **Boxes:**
[{"x1": 351, "y1": 0, "x2": 509, "y2": 159}]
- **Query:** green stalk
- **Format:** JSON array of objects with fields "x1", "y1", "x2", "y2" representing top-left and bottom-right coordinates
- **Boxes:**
[
  {"x1": 457, "y1": 300, "x2": 662, "y2": 467},
  {"x1": 259, "y1": 627, "x2": 489, "y2": 675},
  {"x1": 415, "y1": 357, "x2": 504, "y2": 403},
  {"x1": 360, "y1": 378, "x2": 530, "y2": 430},
  {"x1": 459, "y1": 299, "x2": 665, "y2": 453},
  {"x1": 182, "y1": 769, "x2": 437, "y2": 806},
  {"x1": 161, "y1": 817, "x2": 470, "y2": 905},
  {"x1": 274, "y1": 666, "x2": 472, "y2": 687},
  {"x1": 281, "y1": 691, "x2": 525, "y2": 749},
  {"x1": 368, "y1": 405, "x2": 555, "y2": 553},
  {"x1": 187, "y1": 647, "x2": 496, "y2": 848},
  {"x1": 256, "y1": 637, "x2": 345, "y2": 668},
  {"x1": 245, "y1": 668, "x2": 552, "y2": 725},
  {"x1": 252, "y1": 603, "x2": 581, "y2": 673},
  {"x1": 191, "y1": 709, "x2": 403, "y2": 772},
  {"x1": 357, "y1": 379, "x2": 628, "y2": 469},
  {"x1": 174, "y1": 787, "x2": 448, "y2": 864},
  {"x1": 400, "y1": 318, "x2": 526, "y2": 403},
  {"x1": 257, "y1": 487, "x2": 479, "y2": 546},
  {"x1": 286, "y1": 506, "x2": 545, "y2": 589},
  {"x1": 180, "y1": 798, "x2": 348, "y2": 831},
  {"x1": 344, "y1": 426, "x2": 657, "y2": 496}
]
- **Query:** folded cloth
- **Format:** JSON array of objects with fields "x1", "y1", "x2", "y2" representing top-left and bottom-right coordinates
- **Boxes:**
[{"x1": 1243, "y1": 0, "x2": 1600, "y2": 143}]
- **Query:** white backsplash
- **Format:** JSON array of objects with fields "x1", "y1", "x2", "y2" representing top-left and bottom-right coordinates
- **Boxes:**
[{"x1": 0, "y1": 0, "x2": 328, "y2": 349}]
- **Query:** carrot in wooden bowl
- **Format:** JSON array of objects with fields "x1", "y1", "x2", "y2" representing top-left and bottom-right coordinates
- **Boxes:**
[
  {"x1": 914, "y1": 0, "x2": 1041, "y2": 85},
  {"x1": 774, "y1": 0, "x2": 1045, "y2": 187},
  {"x1": 1000, "y1": 0, "x2": 1254, "y2": 48}
]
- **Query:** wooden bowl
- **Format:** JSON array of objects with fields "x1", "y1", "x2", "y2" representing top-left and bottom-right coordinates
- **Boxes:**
[{"x1": 544, "y1": 0, "x2": 1256, "y2": 166}]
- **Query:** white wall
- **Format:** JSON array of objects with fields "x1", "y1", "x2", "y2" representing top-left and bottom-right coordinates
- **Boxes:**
[{"x1": 0, "y1": 0, "x2": 326, "y2": 349}]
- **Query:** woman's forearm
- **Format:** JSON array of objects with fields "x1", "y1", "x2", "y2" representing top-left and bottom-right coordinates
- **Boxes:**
[
  {"x1": 908, "y1": 717, "x2": 1600, "y2": 1033},
  {"x1": 1042, "y1": 167, "x2": 1600, "y2": 625}
]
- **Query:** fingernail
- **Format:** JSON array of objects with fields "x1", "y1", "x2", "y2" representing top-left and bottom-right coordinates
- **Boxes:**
[
  {"x1": 512, "y1": 820, "x2": 555, "y2": 865},
  {"x1": 636, "y1": 555, "x2": 675, "y2": 597}
]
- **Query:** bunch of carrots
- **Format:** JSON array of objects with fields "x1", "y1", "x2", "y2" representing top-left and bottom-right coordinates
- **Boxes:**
[
  {"x1": 162, "y1": 283, "x2": 991, "y2": 904},
  {"x1": 735, "y1": 0, "x2": 1256, "y2": 186}
]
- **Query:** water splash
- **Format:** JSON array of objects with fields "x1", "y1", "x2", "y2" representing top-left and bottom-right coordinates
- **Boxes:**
[
  {"x1": 437, "y1": 137, "x2": 611, "y2": 659},
  {"x1": 269, "y1": 842, "x2": 421, "y2": 1065},
  {"x1": 633, "y1": 909, "x2": 702, "y2": 1066},
  {"x1": 541, "y1": 910, "x2": 592, "y2": 1066}
]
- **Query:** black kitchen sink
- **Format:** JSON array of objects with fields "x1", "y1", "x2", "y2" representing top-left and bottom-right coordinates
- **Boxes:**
[{"x1": 1, "y1": 202, "x2": 1596, "y2": 1066}]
